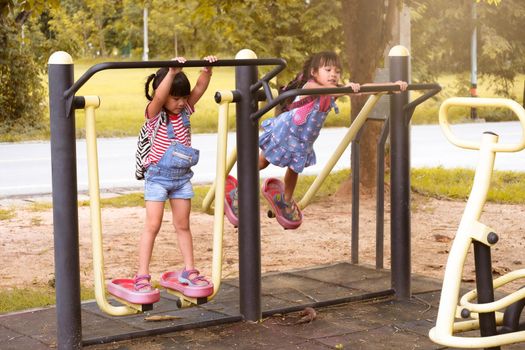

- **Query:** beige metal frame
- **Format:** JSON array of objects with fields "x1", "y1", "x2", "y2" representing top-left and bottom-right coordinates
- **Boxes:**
[
  {"x1": 84, "y1": 91, "x2": 234, "y2": 314},
  {"x1": 202, "y1": 93, "x2": 385, "y2": 211},
  {"x1": 429, "y1": 97, "x2": 525, "y2": 348},
  {"x1": 85, "y1": 96, "x2": 143, "y2": 315}
]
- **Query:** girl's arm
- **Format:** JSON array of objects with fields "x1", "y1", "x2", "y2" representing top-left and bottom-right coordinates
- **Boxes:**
[
  {"x1": 188, "y1": 55, "x2": 218, "y2": 108},
  {"x1": 146, "y1": 57, "x2": 186, "y2": 118}
]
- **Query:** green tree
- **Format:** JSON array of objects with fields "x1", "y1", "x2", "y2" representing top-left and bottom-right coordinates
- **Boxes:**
[
  {"x1": 46, "y1": 0, "x2": 142, "y2": 58},
  {"x1": 339, "y1": 0, "x2": 510, "y2": 192},
  {"x1": 339, "y1": 0, "x2": 401, "y2": 191},
  {"x1": 0, "y1": 0, "x2": 58, "y2": 139},
  {"x1": 210, "y1": 0, "x2": 344, "y2": 86},
  {"x1": 410, "y1": 0, "x2": 523, "y2": 97}
]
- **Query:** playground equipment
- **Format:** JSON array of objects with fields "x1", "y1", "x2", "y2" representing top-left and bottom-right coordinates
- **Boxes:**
[
  {"x1": 48, "y1": 46, "x2": 440, "y2": 348},
  {"x1": 429, "y1": 97, "x2": 525, "y2": 349},
  {"x1": 81, "y1": 88, "x2": 242, "y2": 313},
  {"x1": 83, "y1": 95, "x2": 160, "y2": 315}
]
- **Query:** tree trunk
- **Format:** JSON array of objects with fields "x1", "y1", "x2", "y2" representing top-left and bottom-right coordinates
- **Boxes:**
[{"x1": 341, "y1": 0, "x2": 399, "y2": 194}]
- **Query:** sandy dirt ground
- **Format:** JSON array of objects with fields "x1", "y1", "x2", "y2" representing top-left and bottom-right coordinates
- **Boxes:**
[{"x1": 1, "y1": 191, "x2": 524, "y2": 292}]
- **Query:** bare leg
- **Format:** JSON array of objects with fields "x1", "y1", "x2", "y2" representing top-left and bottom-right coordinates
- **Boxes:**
[
  {"x1": 137, "y1": 200, "x2": 164, "y2": 276},
  {"x1": 284, "y1": 167, "x2": 298, "y2": 203},
  {"x1": 259, "y1": 151, "x2": 270, "y2": 170},
  {"x1": 169, "y1": 198, "x2": 194, "y2": 270}
]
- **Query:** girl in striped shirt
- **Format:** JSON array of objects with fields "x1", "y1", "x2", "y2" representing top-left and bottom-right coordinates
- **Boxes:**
[{"x1": 134, "y1": 56, "x2": 216, "y2": 297}]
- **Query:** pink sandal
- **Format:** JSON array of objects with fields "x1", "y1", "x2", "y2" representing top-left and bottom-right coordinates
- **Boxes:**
[
  {"x1": 133, "y1": 274, "x2": 153, "y2": 292},
  {"x1": 160, "y1": 269, "x2": 213, "y2": 298},
  {"x1": 224, "y1": 175, "x2": 239, "y2": 226},
  {"x1": 106, "y1": 274, "x2": 160, "y2": 305}
]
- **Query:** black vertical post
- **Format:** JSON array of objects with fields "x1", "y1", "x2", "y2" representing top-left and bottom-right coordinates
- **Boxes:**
[
  {"x1": 351, "y1": 137, "x2": 360, "y2": 264},
  {"x1": 389, "y1": 46, "x2": 411, "y2": 300},
  {"x1": 48, "y1": 52, "x2": 82, "y2": 349},
  {"x1": 473, "y1": 242, "x2": 500, "y2": 350},
  {"x1": 235, "y1": 50, "x2": 261, "y2": 321},
  {"x1": 376, "y1": 118, "x2": 389, "y2": 270}
]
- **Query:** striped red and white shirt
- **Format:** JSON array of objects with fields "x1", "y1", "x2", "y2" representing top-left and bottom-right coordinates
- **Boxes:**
[{"x1": 144, "y1": 103, "x2": 194, "y2": 167}]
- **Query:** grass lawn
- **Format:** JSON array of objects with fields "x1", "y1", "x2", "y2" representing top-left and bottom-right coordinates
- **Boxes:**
[{"x1": 4, "y1": 57, "x2": 520, "y2": 142}]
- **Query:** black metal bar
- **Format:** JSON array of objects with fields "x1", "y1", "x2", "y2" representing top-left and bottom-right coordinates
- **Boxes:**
[
  {"x1": 351, "y1": 131, "x2": 362, "y2": 264},
  {"x1": 235, "y1": 55, "x2": 262, "y2": 322},
  {"x1": 48, "y1": 54, "x2": 82, "y2": 349},
  {"x1": 260, "y1": 80, "x2": 273, "y2": 104},
  {"x1": 376, "y1": 117, "x2": 390, "y2": 270},
  {"x1": 63, "y1": 58, "x2": 286, "y2": 116},
  {"x1": 501, "y1": 293, "x2": 525, "y2": 333},
  {"x1": 65, "y1": 58, "x2": 286, "y2": 99},
  {"x1": 389, "y1": 50, "x2": 411, "y2": 300},
  {"x1": 250, "y1": 63, "x2": 287, "y2": 94},
  {"x1": 473, "y1": 241, "x2": 500, "y2": 350},
  {"x1": 403, "y1": 86, "x2": 442, "y2": 125},
  {"x1": 403, "y1": 85, "x2": 441, "y2": 112},
  {"x1": 251, "y1": 83, "x2": 441, "y2": 121}
]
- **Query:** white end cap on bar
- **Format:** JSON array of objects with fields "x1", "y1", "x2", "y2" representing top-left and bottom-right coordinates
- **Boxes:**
[
  {"x1": 235, "y1": 49, "x2": 257, "y2": 59},
  {"x1": 48, "y1": 51, "x2": 73, "y2": 64},
  {"x1": 389, "y1": 45, "x2": 410, "y2": 57},
  {"x1": 84, "y1": 96, "x2": 101, "y2": 108}
]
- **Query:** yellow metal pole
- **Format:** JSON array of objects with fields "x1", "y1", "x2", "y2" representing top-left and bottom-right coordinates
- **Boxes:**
[
  {"x1": 207, "y1": 92, "x2": 233, "y2": 299},
  {"x1": 298, "y1": 93, "x2": 384, "y2": 209},
  {"x1": 84, "y1": 96, "x2": 139, "y2": 316},
  {"x1": 202, "y1": 147, "x2": 237, "y2": 214}
]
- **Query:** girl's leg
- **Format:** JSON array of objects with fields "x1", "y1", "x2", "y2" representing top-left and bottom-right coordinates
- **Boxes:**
[
  {"x1": 259, "y1": 151, "x2": 270, "y2": 170},
  {"x1": 169, "y1": 198, "x2": 194, "y2": 270},
  {"x1": 284, "y1": 167, "x2": 299, "y2": 203},
  {"x1": 137, "y1": 200, "x2": 165, "y2": 276}
]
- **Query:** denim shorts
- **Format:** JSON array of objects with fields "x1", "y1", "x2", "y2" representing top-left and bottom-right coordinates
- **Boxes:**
[{"x1": 144, "y1": 165, "x2": 194, "y2": 201}]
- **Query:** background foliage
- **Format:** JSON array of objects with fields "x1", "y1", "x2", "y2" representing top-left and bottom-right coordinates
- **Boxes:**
[{"x1": 0, "y1": 0, "x2": 523, "y2": 138}]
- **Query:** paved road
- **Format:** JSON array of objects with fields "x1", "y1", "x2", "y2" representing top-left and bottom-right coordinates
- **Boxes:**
[{"x1": 1, "y1": 121, "x2": 523, "y2": 197}]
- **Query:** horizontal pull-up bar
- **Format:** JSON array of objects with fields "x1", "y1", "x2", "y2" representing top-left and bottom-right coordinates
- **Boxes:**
[
  {"x1": 250, "y1": 83, "x2": 441, "y2": 121},
  {"x1": 64, "y1": 58, "x2": 286, "y2": 99}
]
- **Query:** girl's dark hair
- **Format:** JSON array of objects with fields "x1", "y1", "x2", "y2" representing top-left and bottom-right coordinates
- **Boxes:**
[
  {"x1": 310, "y1": 51, "x2": 342, "y2": 74},
  {"x1": 278, "y1": 51, "x2": 342, "y2": 112},
  {"x1": 145, "y1": 67, "x2": 191, "y2": 101}
]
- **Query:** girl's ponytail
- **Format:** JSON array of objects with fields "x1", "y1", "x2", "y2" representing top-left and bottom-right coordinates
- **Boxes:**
[
  {"x1": 145, "y1": 73, "x2": 156, "y2": 101},
  {"x1": 278, "y1": 56, "x2": 313, "y2": 112}
]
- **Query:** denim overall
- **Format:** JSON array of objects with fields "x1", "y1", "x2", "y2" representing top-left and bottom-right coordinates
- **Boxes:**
[{"x1": 144, "y1": 114, "x2": 200, "y2": 201}]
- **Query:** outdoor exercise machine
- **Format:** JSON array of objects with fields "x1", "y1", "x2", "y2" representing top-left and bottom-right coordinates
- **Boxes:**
[
  {"x1": 429, "y1": 97, "x2": 525, "y2": 349},
  {"x1": 48, "y1": 46, "x2": 437, "y2": 349},
  {"x1": 80, "y1": 88, "x2": 238, "y2": 315},
  {"x1": 82, "y1": 95, "x2": 160, "y2": 315},
  {"x1": 48, "y1": 50, "x2": 286, "y2": 348}
]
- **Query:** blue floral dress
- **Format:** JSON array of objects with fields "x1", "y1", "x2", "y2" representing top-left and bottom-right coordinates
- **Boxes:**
[{"x1": 259, "y1": 95, "x2": 339, "y2": 173}]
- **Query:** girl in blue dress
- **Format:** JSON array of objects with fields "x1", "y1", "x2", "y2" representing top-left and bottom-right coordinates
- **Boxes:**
[
  {"x1": 228, "y1": 51, "x2": 406, "y2": 225},
  {"x1": 257, "y1": 51, "x2": 359, "y2": 222}
]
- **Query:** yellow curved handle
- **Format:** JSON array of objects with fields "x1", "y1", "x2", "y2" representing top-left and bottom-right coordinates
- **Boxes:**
[
  {"x1": 439, "y1": 97, "x2": 525, "y2": 152},
  {"x1": 85, "y1": 96, "x2": 141, "y2": 316}
]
